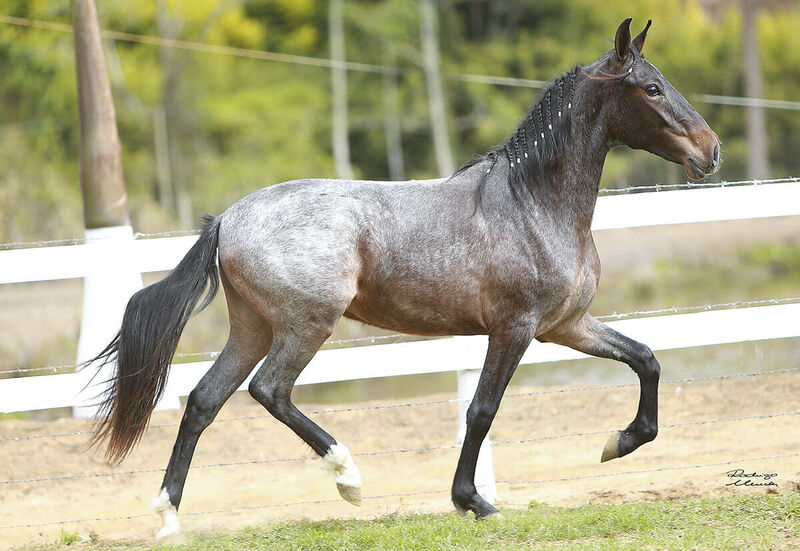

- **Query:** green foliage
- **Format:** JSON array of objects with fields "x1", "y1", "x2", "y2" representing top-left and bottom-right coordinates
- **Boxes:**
[
  {"x1": 16, "y1": 493, "x2": 800, "y2": 550},
  {"x1": 57, "y1": 529, "x2": 80, "y2": 545},
  {"x1": 0, "y1": 0, "x2": 799, "y2": 241},
  {"x1": 591, "y1": 242, "x2": 800, "y2": 317}
]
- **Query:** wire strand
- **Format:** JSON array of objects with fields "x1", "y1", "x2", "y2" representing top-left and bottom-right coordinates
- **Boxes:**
[
  {"x1": 7, "y1": 295, "x2": 799, "y2": 376},
  {"x1": 3, "y1": 366, "x2": 800, "y2": 444},
  {"x1": 2, "y1": 14, "x2": 799, "y2": 112},
  {"x1": 3, "y1": 409, "x2": 798, "y2": 486},
  {"x1": 596, "y1": 176, "x2": 800, "y2": 195},
  {"x1": 3, "y1": 177, "x2": 798, "y2": 251},
  {"x1": 2, "y1": 451, "x2": 798, "y2": 531},
  {"x1": 496, "y1": 451, "x2": 800, "y2": 488},
  {"x1": 1, "y1": 177, "x2": 797, "y2": 251},
  {"x1": 0, "y1": 14, "x2": 398, "y2": 75}
]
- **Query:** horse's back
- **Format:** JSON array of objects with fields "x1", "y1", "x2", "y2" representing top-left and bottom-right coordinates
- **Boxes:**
[{"x1": 215, "y1": 177, "x2": 488, "y2": 333}]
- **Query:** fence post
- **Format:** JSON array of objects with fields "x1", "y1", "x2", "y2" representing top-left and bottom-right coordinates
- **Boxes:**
[
  {"x1": 455, "y1": 336, "x2": 497, "y2": 504},
  {"x1": 73, "y1": 226, "x2": 144, "y2": 417}
]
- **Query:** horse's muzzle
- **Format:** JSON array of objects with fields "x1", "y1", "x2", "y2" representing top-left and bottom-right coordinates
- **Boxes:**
[{"x1": 685, "y1": 140, "x2": 721, "y2": 180}]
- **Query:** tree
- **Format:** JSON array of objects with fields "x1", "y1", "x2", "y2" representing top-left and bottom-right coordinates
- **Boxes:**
[
  {"x1": 740, "y1": 0, "x2": 770, "y2": 179},
  {"x1": 329, "y1": 0, "x2": 354, "y2": 179},
  {"x1": 73, "y1": 0, "x2": 130, "y2": 228},
  {"x1": 420, "y1": 0, "x2": 454, "y2": 177}
]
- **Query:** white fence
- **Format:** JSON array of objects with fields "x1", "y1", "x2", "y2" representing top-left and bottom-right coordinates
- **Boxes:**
[{"x1": 1, "y1": 178, "x2": 799, "y2": 503}]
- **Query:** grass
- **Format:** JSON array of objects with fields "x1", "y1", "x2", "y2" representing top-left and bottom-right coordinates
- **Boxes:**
[{"x1": 17, "y1": 493, "x2": 800, "y2": 551}]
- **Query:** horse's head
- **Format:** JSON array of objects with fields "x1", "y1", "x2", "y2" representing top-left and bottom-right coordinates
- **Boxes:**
[{"x1": 588, "y1": 18, "x2": 721, "y2": 180}]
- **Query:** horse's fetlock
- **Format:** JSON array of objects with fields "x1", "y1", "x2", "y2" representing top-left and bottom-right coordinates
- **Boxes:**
[
  {"x1": 642, "y1": 424, "x2": 658, "y2": 442},
  {"x1": 451, "y1": 482, "x2": 476, "y2": 506}
]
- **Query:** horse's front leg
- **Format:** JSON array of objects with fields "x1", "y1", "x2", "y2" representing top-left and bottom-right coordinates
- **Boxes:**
[
  {"x1": 540, "y1": 313, "x2": 660, "y2": 462},
  {"x1": 452, "y1": 324, "x2": 535, "y2": 519}
]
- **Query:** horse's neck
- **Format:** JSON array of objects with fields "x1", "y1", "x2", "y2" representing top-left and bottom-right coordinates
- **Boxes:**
[{"x1": 528, "y1": 129, "x2": 608, "y2": 237}]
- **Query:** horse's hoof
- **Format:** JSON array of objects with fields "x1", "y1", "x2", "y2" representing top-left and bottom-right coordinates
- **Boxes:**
[
  {"x1": 472, "y1": 502, "x2": 500, "y2": 520},
  {"x1": 155, "y1": 522, "x2": 181, "y2": 540},
  {"x1": 600, "y1": 431, "x2": 621, "y2": 463},
  {"x1": 337, "y1": 482, "x2": 362, "y2": 506},
  {"x1": 151, "y1": 489, "x2": 180, "y2": 539},
  {"x1": 324, "y1": 443, "x2": 362, "y2": 506},
  {"x1": 480, "y1": 510, "x2": 504, "y2": 521}
]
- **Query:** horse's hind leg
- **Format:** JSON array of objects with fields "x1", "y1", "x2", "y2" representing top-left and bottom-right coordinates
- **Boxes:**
[
  {"x1": 247, "y1": 321, "x2": 363, "y2": 505},
  {"x1": 152, "y1": 273, "x2": 272, "y2": 539},
  {"x1": 540, "y1": 313, "x2": 660, "y2": 462}
]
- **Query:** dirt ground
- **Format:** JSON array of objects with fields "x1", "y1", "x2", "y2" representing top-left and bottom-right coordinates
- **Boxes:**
[
  {"x1": 2, "y1": 215, "x2": 799, "y2": 548},
  {"x1": 1, "y1": 370, "x2": 798, "y2": 549}
]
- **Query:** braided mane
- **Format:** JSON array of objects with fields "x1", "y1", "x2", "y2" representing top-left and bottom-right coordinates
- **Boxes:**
[{"x1": 455, "y1": 66, "x2": 582, "y2": 205}]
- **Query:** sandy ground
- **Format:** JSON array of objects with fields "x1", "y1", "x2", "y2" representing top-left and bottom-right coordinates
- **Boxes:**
[
  {"x1": 1, "y1": 370, "x2": 798, "y2": 549},
  {"x1": 1, "y1": 215, "x2": 799, "y2": 548}
]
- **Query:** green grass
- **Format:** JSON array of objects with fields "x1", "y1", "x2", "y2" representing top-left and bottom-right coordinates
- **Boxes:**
[{"x1": 18, "y1": 493, "x2": 800, "y2": 551}]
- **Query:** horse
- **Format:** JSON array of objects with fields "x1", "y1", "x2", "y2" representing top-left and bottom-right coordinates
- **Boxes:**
[{"x1": 86, "y1": 18, "x2": 721, "y2": 538}]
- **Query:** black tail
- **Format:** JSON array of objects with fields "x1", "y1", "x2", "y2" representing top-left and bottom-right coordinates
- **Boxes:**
[{"x1": 86, "y1": 215, "x2": 221, "y2": 465}]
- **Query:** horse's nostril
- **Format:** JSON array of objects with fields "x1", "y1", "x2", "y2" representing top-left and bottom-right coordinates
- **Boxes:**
[{"x1": 712, "y1": 143, "x2": 720, "y2": 164}]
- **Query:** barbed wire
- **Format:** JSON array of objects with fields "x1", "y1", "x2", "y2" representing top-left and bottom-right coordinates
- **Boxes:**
[
  {"x1": 1, "y1": 334, "x2": 434, "y2": 375},
  {"x1": 496, "y1": 451, "x2": 800, "y2": 489},
  {"x1": 492, "y1": 410, "x2": 800, "y2": 448},
  {"x1": 0, "y1": 14, "x2": 398, "y2": 75},
  {"x1": 0, "y1": 237, "x2": 87, "y2": 250},
  {"x1": 0, "y1": 488, "x2": 450, "y2": 531},
  {"x1": 5, "y1": 294, "x2": 798, "y2": 376},
  {"x1": 133, "y1": 229, "x2": 202, "y2": 239},
  {"x1": 3, "y1": 365, "x2": 799, "y2": 445},
  {"x1": 2, "y1": 450, "x2": 798, "y2": 531},
  {"x1": 594, "y1": 296, "x2": 800, "y2": 322},
  {"x1": 2, "y1": 408, "x2": 798, "y2": 487},
  {"x1": 1, "y1": 177, "x2": 797, "y2": 251},
  {"x1": 596, "y1": 176, "x2": 800, "y2": 195}
]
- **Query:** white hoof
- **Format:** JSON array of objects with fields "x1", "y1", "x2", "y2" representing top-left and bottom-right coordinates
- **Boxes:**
[
  {"x1": 323, "y1": 443, "x2": 362, "y2": 506},
  {"x1": 151, "y1": 488, "x2": 181, "y2": 539}
]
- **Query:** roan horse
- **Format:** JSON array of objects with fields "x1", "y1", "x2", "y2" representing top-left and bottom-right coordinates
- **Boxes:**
[{"x1": 87, "y1": 18, "x2": 721, "y2": 537}]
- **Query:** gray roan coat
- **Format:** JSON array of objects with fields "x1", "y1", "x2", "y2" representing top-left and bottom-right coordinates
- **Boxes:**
[{"x1": 88, "y1": 19, "x2": 721, "y2": 535}]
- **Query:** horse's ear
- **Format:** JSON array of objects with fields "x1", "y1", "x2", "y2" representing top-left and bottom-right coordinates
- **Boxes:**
[
  {"x1": 614, "y1": 18, "x2": 632, "y2": 62},
  {"x1": 632, "y1": 19, "x2": 652, "y2": 53}
]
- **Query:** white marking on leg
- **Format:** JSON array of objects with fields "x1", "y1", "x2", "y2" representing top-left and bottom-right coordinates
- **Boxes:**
[
  {"x1": 322, "y1": 442, "x2": 362, "y2": 505},
  {"x1": 151, "y1": 488, "x2": 180, "y2": 539}
]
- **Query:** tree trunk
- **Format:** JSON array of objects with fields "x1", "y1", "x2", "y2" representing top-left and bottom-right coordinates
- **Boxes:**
[
  {"x1": 152, "y1": 105, "x2": 174, "y2": 213},
  {"x1": 382, "y1": 53, "x2": 405, "y2": 181},
  {"x1": 420, "y1": 0, "x2": 455, "y2": 177},
  {"x1": 741, "y1": 0, "x2": 770, "y2": 179},
  {"x1": 156, "y1": 0, "x2": 194, "y2": 228},
  {"x1": 72, "y1": 0, "x2": 130, "y2": 228},
  {"x1": 155, "y1": 0, "x2": 176, "y2": 214},
  {"x1": 72, "y1": 0, "x2": 145, "y2": 419},
  {"x1": 329, "y1": 0, "x2": 354, "y2": 180}
]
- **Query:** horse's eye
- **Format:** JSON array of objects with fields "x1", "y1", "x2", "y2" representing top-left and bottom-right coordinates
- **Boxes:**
[{"x1": 645, "y1": 85, "x2": 661, "y2": 97}]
